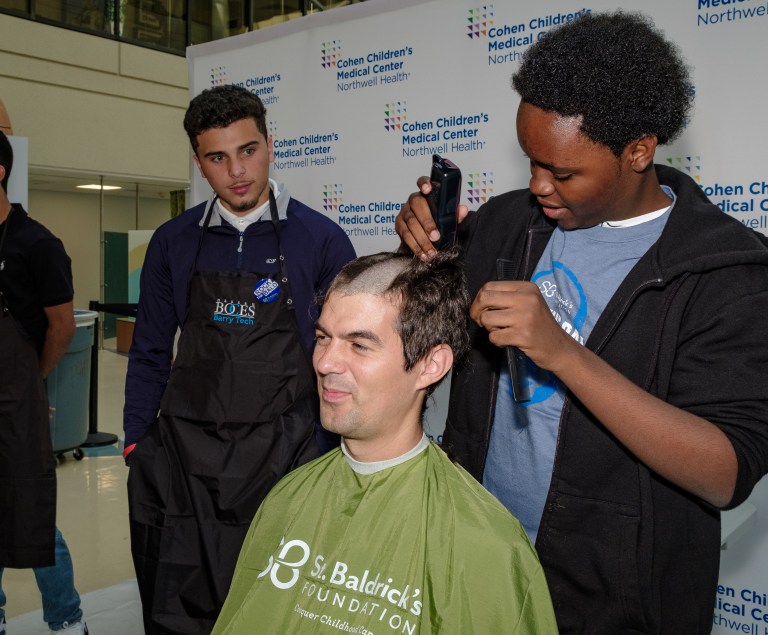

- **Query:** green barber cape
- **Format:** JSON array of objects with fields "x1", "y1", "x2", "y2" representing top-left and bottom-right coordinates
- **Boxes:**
[{"x1": 213, "y1": 440, "x2": 556, "y2": 634}]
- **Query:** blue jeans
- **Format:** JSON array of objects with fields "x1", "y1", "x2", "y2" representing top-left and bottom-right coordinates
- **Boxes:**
[{"x1": 0, "y1": 528, "x2": 83, "y2": 630}]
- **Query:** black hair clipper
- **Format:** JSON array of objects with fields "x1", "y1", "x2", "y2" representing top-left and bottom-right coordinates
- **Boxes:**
[{"x1": 427, "y1": 154, "x2": 462, "y2": 250}]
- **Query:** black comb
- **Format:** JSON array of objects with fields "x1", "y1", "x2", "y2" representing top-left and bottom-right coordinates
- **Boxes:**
[{"x1": 496, "y1": 259, "x2": 530, "y2": 403}]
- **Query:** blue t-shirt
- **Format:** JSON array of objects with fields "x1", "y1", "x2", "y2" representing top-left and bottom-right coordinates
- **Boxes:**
[{"x1": 483, "y1": 190, "x2": 674, "y2": 543}]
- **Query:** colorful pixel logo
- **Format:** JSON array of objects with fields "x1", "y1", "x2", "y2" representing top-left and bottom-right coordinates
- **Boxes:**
[
  {"x1": 210, "y1": 66, "x2": 228, "y2": 87},
  {"x1": 384, "y1": 102, "x2": 407, "y2": 131},
  {"x1": 267, "y1": 121, "x2": 278, "y2": 138},
  {"x1": 468, "y1": 4, "x2": 494, "y2": 39},
  {"x1": 465, "y1": 172, "x2": 494, "y2": 205},
  {"x1": 322, "y1": 184, "x2": 342, "y2": 212},
  {"x1": 322, "y1": 40, "x2": 342, "y2": 69},
  {"x1": 665, "y1": 155, "x2": 701, "y2": 183}
]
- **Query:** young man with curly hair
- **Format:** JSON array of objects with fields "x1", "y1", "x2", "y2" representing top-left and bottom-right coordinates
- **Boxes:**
[
  {"x1": 124, "y1": 85, "x2": 355, "y2": 634},
  {"x1": 396, "y1": 11, "x2": 768, "y2": 633}
]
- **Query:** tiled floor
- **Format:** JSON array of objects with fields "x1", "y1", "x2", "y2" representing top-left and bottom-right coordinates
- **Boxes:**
[{"x1": 4, "y1": 343, "x2": 142, "y2": 633}]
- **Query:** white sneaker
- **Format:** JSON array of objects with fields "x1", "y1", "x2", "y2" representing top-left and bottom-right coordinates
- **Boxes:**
[
  {"x1": 1, "y1": 616, "x2": 6, "y2": 633},
  {"x1": 52, "y1": 621, "x2": 88, "y2": 634}
]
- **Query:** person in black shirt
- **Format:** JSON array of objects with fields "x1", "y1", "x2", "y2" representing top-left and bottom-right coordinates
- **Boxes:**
[{"x1": 0, "y1": 131, "x2": 88, "y2": 634}]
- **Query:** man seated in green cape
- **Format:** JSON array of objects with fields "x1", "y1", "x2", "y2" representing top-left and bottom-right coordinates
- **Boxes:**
[{"x1": 212, "y1": 250, "x2": 557, "y2": 634}]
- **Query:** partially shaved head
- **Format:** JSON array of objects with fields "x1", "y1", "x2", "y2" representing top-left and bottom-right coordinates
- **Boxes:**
[
  {"x1": 329, "y1": 254, "x2": 409, "y2": 298},
  {"x1": 322, "y1": 250, "x2": 470, "y2": 393}
]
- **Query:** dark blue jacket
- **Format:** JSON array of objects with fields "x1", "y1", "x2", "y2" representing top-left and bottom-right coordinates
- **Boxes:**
[{"x1": 124, "y1": 189, "x2": 355, "y2": 447}]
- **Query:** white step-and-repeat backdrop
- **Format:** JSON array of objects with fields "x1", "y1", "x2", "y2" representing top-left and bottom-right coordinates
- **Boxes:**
[{"x1": 187, "y1": 2, "x2": 768, "y2": 632}]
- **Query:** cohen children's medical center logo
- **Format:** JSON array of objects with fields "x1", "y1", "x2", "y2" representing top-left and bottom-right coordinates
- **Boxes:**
[
  {"x1": 229, "y1": 72, "x2": 282, "y2": 106},
  {"x1": 674, "y1": 154, "x2": 768, "y2": 229},
  {"x1": 321, "y1": 39, "x2": 342, "y2": 68},
  {"x1": 209, "y1": 65, "x2": 229, "y2": 87},
  {"x1": 467, "y1": 4, "x2": 495, "y2": 38},
  {"x1": 321, "y1": 183, "x2": 400, "y2": 240},
  {"x1": 665, "y1": 156, "x2": 702, "y2": 184},
  {"x1": 384, "y1": 102, "x2": 407, "y2": 131},
  {"x1": 325, "y1": 41, "x2": 413, "y2": 92},
  {"x1": 472, "y1": 6, "x2": 592, "y2": 66},
  {"x1": 271, "y1": 121, "x2": 340, "y2": 170},
  {"x1": 465, "y1": 171, "x2": 494, "y2": 205},
  {"x1": 322, "y1": 184, "x2": 342, "y2": 213},
  {"x1": 386, "y1": 103, "x2": 489, "y2": 158}
]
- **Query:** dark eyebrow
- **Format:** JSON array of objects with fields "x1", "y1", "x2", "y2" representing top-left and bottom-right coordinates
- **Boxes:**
[
  {"x1": 314, "y1": 321, "x2": 383, "y2": 346},
  {"x1": 202, "y1": 139, "x2": 260, "y2": 159},
  {"x1": 346, "y1": 330, "x2": 383, "y2": 346}
]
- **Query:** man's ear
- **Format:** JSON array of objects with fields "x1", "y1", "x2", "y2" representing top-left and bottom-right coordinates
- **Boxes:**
[
  {"x1": 625, "y1": 134, "x2": 659, "y2": 173},
  {"x1": 192, "y1": 152, "x2": 206, "y2": 178},
  {"x1": 415, "y1": 344, "x2": 453, "y2": 391}
]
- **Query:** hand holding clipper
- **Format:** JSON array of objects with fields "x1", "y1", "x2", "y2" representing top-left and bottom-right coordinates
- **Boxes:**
[{"x1": 426, "y1": 154, "x2": 462, "y2": 250}]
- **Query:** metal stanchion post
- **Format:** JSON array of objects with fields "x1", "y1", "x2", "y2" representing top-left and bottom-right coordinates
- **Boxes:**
[{"x1": 81, "y1": 301, "x2": 118, "y2": 448}]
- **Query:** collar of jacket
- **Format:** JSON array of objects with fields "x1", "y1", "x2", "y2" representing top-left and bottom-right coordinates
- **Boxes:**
[{"x1": 197, "y1": 179, "x2": 290, "y2": 228}]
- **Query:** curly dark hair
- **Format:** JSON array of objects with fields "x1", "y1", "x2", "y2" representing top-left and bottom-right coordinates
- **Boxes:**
[
  {"x1": 512, "y1": 11, "x2": 694, "y2": 157},
  {"x1": 183, "y1": 85, "x2": 268, "y2": 152},
  {"x1": 326, "y1": 248, "x2": 470, "y2": 396}
]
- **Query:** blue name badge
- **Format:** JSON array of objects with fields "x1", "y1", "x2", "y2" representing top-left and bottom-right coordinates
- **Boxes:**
[{"x1": 253, "y1": 278, "x2": 280, "y2": 303}]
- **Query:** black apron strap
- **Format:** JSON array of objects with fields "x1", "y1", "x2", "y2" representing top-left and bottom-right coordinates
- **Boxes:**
[
  {"x1": 268, "y1": 188, "x2": 295, "y2": 311},
  {"x1": 183, "y1": 197, "x2": 218, "y2": 324},
  {"x1": 187, "y1": 190, "x2": 296, "y2": 313}
]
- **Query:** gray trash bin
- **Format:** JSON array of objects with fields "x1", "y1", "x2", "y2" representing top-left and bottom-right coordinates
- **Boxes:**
[{"x1": 47, "y1": 309, "x2": 98, "y2": 459}]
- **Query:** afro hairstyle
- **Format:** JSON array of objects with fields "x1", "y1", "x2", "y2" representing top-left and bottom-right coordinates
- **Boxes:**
[{"x1": 512, "y1": 11, "x2": 694, "y2": 157}]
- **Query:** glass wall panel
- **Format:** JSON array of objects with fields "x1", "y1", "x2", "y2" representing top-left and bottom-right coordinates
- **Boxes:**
[
  {"x1": 0, "y1": 0, "x2": 30, "y2": 12},
  {"x1": 120, "y1": 0, "x2": 185, "y2": 51},
  {"x1": 251, "y1": 0, "x2": 301, "y2": 30},
  {"x1": 1, "y1": 0, "x2": 365, "y2": 53},
  {"x1": 33, "y1": 0, "x2": 62, "y2": 21},
  {"x1": 36, "y1": 0, "x2": 111, "y2": 33},
  {"x1": 189, "y1": 0, "x2": 246, "y2": 45}
]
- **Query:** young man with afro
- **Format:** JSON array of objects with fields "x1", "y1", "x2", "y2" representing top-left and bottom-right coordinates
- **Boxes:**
[{"x1": 396, "y1": 11, "x2": 768, "y2": 633}]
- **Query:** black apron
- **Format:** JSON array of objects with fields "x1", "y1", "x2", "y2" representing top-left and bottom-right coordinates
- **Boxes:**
[
  {"x1": 0, "y1": 208, "x2": 57, "y2": 568},
  {"x1": 128, "y1": 193, "x2": 319, "y2": 634}
]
